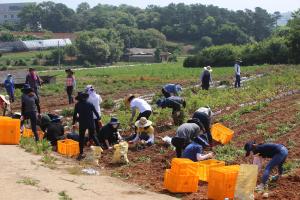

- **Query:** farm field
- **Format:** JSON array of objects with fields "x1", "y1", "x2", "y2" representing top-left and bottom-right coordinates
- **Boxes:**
[{"x1": 8, "y1": 61, "x2": 300, "y2": 199}]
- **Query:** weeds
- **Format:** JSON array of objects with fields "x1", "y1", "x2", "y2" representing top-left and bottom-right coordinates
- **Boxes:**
[
  {"x1": 214, "y1": 144, "x2": 244, "y2": 162},
  {"x1": 58, "y1": 191, "x2": 72, "y2": 200},
  {"x1": 136, "y1": 156, "x2": 151, "y2": 163},
  {"x1": 17, "y1": 177, "x2": 40, "y2": 186},
  {"x1": 111, "y1": 171, "x2": 132, "y2": 179},
  {"x1": 283, "y1": 159, "x2": 300, "y2": 173},
  {"x1": 61, "y1": 108, "x2": 74, "y2": 117},
  {"x1": 40, "y1": 154, "x2": 57, "y2": 169},
  {"x1": 102, "y1": 98, "x2": 116, "y2": 109},
  {"x1": 19, "y1": 137, "x2": 52, "y2": 155}
]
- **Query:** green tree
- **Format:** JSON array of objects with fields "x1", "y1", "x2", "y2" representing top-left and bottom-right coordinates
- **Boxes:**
[
  {"x1": 18, "y1": 4, "x2": 42, "y2": 31},
  {"x1": 76, "y1": 2, "x2": 90, "y2": 13},
  {"x1": 287, "y1": 9, "x2": 300, "y2": 64}
]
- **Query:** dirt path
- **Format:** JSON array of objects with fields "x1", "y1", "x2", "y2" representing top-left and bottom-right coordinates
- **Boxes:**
[{"x1": 0, "y1": 145, "x2": 176, "y2": 200}]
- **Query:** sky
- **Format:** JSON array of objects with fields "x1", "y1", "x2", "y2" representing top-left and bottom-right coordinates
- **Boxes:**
[{"x1": 1, "y1": 0, "x2": 300, "y2": 13}]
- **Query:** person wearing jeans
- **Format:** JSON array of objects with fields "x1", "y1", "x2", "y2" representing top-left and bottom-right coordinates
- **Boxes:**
[
  {"x1": 244, "y1": 142, "x2": 288, "y2": 191},
  {"x1": 73, "y1": 92, "x2": 101, "y2": 160},
  {"x1": 21, "y1": 84, "x2": 41, "y2": 142},
  {"x1": 234, "y1": 60, "x2": 242, "y2": 88}
]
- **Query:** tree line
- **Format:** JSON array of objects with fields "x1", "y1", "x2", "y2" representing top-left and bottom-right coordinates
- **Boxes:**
[
  {"x1": 183, "y1": 9, "x2": 300, "y2": 67},
  {"x1": 3, "y1": 1, "x2": 280, "y2": 46}
]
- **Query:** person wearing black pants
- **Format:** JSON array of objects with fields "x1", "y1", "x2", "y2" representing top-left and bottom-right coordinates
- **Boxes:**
[
  {"x1": 192, "y1": 111, "x2": 212, "y2": 144},
  {"x1": 21, "y1": 84, "x2": 41, "y2": 142},
  {"x1": 65, "y1": 69, "x2": 76, "y2": 104},
  {"x1": 66, "y1": 86, "x2": 74, "y2": 104},
  {"x1": 73, "y1": 92, "x2": 101, "y2": 160},
  {"x1": 234, "y1": 60, "x2": 242, "y2": 88}
]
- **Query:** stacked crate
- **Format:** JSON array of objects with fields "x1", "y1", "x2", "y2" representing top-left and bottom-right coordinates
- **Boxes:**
[{"x1": 164, "y1": 158, "x2": 199, "y2": 193}]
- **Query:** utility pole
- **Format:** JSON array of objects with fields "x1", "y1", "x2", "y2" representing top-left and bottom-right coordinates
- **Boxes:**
[{"x1": 58, "y1": 40, "x2": 61, "y2": 68}]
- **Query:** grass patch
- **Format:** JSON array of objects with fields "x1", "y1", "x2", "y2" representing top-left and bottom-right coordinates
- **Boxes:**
[
  {"x1": 40, "y1": 154, "x2": 57, "y2": 169},
  {"x1": 61, "y1": 108, "x2": 74, "y2": 117},
  {"x1": 19, "y1": 137, "x2": 52, "y2": 155},
  {"x1": 283, "y1": 159, "x2": 300, "y2": 173},
  {"x1": 17, "y1": 177, "x2": 40, "y2": 186},
  {"x1": 58, "y1": 191, "x2": 72, "y2": 200},
  {"x1": 214, "y1": 144, "x2": 244, "y2": 163}
]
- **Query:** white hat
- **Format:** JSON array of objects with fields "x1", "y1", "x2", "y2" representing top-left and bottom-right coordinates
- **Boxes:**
[
  {"x1": 0, "y1": 95, "x2": 10, "y2": 105},
  {"x1": 135, "y1": 117, "x2": 152, "y2": 128},
  {"x1": 204, "y1": 66, "x2": 212, "y2": 72}
]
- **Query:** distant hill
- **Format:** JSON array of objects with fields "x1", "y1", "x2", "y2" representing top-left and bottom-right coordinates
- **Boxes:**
[{"x1": 278, "y1": 12, "x2": 292, "y2": 26}]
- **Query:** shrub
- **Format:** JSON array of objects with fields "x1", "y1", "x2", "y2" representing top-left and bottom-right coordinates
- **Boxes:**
[{"x1": 183, "y1": 56, "x2": 199, "y2": 68}]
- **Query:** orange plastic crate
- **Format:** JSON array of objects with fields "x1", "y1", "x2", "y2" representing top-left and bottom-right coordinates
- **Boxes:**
[
  {"x1": 197, "y1": 159, "x2": 225, "y2": 181},
  {"x1": 171, "y1": 158, "x2": 199, "y2": 176},
  {"x1": 211, "y1": 123, "x2": 234, "y2": 144},
  {"x1": 208, "y1": 165, "x2": 240, "y2": 200},
  {"x1": 164, "y1": 169, "x2": 199, "y2": 193},
  {"x1": 57, "y1": 139, "x2": 79, "y2": 156},
  {"x1": 0, "y1": 117, "x2": 21, "y2": 145}
]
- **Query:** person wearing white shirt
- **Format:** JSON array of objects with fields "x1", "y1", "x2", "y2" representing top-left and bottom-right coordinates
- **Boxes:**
[
  {"x1": 234, "y1": 60, "x2": 242, "y2": 88},
  {"x1": 86, "y1": 85, "x2": 102, "y2": 134},
  {"x1": 125, "y1": 94, "x2": 152, "y2": 124}
]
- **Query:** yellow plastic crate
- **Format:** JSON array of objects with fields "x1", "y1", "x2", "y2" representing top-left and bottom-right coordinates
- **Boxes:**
[
  {"x1": 208, "y1": 165, "x2": 240, "y2": 200},
  {"x1": 0, "y1": 117, "x2": 20, "y2": 145},
  {"x1": 164, "y1": 169, "x2": 199, "y2": 193},
  {"x1": 171, "y1": 158, "x2": 199, "y2": 176},
  {"x1": 211, "y1": 123, "x2": 234, "y2": 144},
  {"x1": 197, "y1": 159, "x2": 225, "y2": 181},
  {"x1": 57, "y1": 139, "x2": 79, "y2": 156}
]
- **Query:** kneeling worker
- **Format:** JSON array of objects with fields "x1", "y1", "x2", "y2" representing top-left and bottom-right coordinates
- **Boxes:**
[{"x1": 182, "y1": 136, "x2": 214, "y2": 162}]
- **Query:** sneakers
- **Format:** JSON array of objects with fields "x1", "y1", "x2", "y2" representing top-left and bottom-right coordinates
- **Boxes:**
[{"x1": 271, "y1": 175, "x2": 280, "y2": 181}]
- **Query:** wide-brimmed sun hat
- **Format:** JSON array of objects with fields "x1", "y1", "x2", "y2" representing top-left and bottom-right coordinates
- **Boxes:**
[
  {"x1": 204, "y1": 66, "x2": 212, "y2": 72},
  {"x1": 135, "y1": 117, "x2": 152, "y2": 128}
]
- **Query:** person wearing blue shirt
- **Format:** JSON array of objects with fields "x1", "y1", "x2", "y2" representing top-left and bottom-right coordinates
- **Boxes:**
[
  {"x1": 162, "y1": 84, "x2": 182, "y2": 98},
  {"x1": 244, "y1": 141, "x2": 288, "y2": 191},
  {"x1": 182, "y1": 136, "x2": 213, "y2": 162},
  {"x1": 156, "y1": 96, "x2": 186, "y2": 125},
  {"x1": 4, "y1": 74, "x2": 15, "y2": 103}
]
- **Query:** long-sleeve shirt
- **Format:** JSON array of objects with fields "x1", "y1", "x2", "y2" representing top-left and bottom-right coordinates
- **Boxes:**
[
  {"x1": 72, "y1": 101, "x2": 100, "y2": 129},
  {"x1": 200, "y1": 70, "x2": 213, "y2": 84},
  {"x1": 21, "y1": 93, "x2": 40, "y2": 115},
  {"x1": 158, "y1": 96, "x2": 185, "y2": 112},
  {"x1": 176, "y1": 123, "x2": 201, "y2": 144},
  {"x1": 4, "y1": 79, "x2": 14, "y2": 93},
  {"x1": 163, "y1": 84, "x2": 182, "y2": 95},
  {"x1": 234, "y1": 64, "x2": 241, "y2": 76},
  {"x1": 87, "y1": 93, "x2": 102, "y2": 119},
  {"x1": 25, "y1": 73, "x2": 41, "y2": 89}
]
